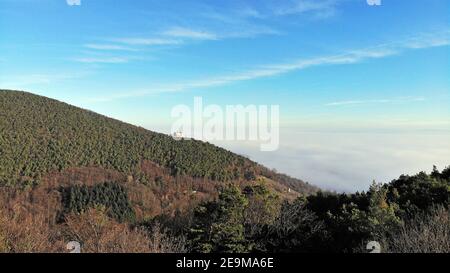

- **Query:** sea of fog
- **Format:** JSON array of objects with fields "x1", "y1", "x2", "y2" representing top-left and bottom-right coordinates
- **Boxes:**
[
  {"x1": 212, "y1": 128, "x2": 450, "y2": 192},
  {"x1": 148, "y1": 124, "x2": 450, "y2": 193}
]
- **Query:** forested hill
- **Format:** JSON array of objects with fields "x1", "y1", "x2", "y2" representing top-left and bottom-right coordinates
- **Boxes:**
[
  {"x1": 0, "y1": 90, "x2": 448, "y2": 253},
  {"x1": 0, "y1": 90, "x2": 318, "y2": 194}
]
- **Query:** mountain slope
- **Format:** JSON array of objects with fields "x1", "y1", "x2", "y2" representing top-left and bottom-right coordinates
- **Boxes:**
[{"x1": 0, "y1": 90, "x2": 318, "y2": 195}]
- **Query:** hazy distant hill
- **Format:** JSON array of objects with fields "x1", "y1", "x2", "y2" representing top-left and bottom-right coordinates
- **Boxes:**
[{"x1": 0, "y1": 90, "x2": 319, "y2": 195}]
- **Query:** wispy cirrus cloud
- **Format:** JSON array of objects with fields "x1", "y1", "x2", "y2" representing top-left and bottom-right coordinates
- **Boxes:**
[
  {"x1": 325, "y1": 97, "x2": 426, "y2": 106},
  {"x1": 73, "y1": 57, "x2": 130, "y2": 64},
  {"x1": 205, "y1": 0, "x2": 341, "y2": 20},
  {"x1": 111, "y1": 37, "x2": 182, "y2": 46},
  {"x1": 78, "y1": 39, "x2": 181, "y2": 63},
  {"x1": 81, "y1": 2, "x2": 298, "y2": 57},
  {"x1": 106, "y1": 25, "x2": 277, "y2": 49},
  {"x1": 89, "y1": 31, "x2": 450, "y2": 102},
  {"x1": 0, "y1": 72, "x2": 90, "y2": 88},
  {"x1": 83, "y1": 44, "x2": 137, "y2": 51},
  {"x1": 401, "y1": 31, "x2": 450, "y2": 49},
  {"x1": 162, "y1": 27, "x2": 218, "y2": 40},
  {"x1": 274, "y1": 0, "x2": 338, "y2": 18}
]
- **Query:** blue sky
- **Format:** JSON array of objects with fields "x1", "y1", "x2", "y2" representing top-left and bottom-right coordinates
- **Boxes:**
[{"x1": 1, "y1": 0, "x2": 449, "y2": 191}]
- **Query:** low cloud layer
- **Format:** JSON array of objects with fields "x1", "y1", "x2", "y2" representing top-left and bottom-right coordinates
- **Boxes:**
[{"x1": 212, "y1": 128, "x2": 450, "y2": 192}]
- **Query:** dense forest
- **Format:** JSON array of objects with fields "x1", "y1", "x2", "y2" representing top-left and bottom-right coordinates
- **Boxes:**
[
  {"x1": 0, "y1": 90, "x2": 448, "y2": 253},
  {"x1": 62, "y1": 182, "x2": 135, "y2": 222},
  {"x1": 0, "y1": 90, "x2": 317, "y2": 194}
]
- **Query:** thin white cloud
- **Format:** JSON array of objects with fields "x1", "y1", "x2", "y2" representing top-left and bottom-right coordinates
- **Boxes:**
[
  {"x1": 224, "y1": 25, "x2": 282, "y2": 38},
  {"x1": 73, "y1": 57, "x2": 130, "y2": 64},
  {"x1": 90, "y1": 31, "x2": 450, "y2": 102},
  {"x1": 0, "y1": 72, "x2": 90, "y2": 88},
  {"x1": 96, "y1": 26, "x2": 276, "y2": 52},
  {"x1": 162, "y1": 27, "x2": 218, "y2": 40},
  {"x1": 66, "y1": 0, "x2": 81, "y2": 6},
  {"x1": 237, "y1": 7, "x2": 264, "y2": 19},
  {"x1": 274, "y1": 0, "x2": 338, "y2": 18},
  {"x1": 325, "y1": 97, "x2": 426, "y2": 106},
  {"x1": 84, "y1": 44, "x2": 137, "y2": 51},
  {"x1": 81, "y1": 0, "x2": 334, "y2": 57},
  {"x1": 401, "y1": 32, "x2": 450, "y2": 49},
  {"x1": 112, "y1": 38, "x2": 182, "y2": 46}
]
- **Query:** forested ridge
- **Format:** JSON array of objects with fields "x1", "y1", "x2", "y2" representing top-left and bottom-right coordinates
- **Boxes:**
[
  {"x1": 0, "y1": 90, "x2": 316, "y2": 194},
  {"x1": 0, "y1": 90, "x2": 245, "y2": 184}
]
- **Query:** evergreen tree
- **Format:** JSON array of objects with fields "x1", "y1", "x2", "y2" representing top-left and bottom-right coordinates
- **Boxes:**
[{"x1": 189, "y1": 185, "x2": 249, "y2": 253}]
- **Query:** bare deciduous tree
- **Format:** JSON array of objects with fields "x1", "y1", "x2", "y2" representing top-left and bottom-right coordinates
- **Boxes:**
[
  {"x1": 147, "y1": 223, "x2": 186, "y2": 253},
  {"x1": 0, "y1": 206, "x2": 62, "y2": 253},
  {"x1": 63, "y1": 207, "x2": 151, "y2": 253},
  {"x1": 383, "y1": 206, "x2": 449, "y2": 253}
]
